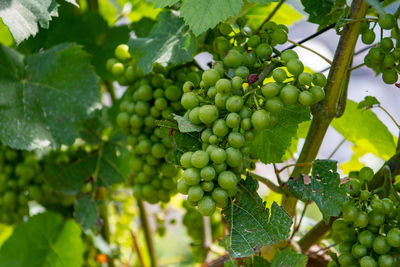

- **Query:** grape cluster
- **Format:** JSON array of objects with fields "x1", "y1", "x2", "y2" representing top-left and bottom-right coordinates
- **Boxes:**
[
  {"x1": 331, "y1": 166, "x2": 400, "y2": 267},
  {"x1": 362, "y1": 13, "x2": 400, "y2": 84},
  {"x1": 108, "y1": 44, "x2": 201, "y2": 203},
  {"x1": 176, "y1": 22, "x2": 327, "y2": 216}
]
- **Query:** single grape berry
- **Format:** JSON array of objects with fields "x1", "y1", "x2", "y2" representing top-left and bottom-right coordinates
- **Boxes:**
[
  {"x1": 361, "y1": 30, "x2": 376, "y2": 45},
  {"x1": 251, "y1": 110, "x2": 270, "y2": 130},
  {"x1": 272, "y1": 68, "x2": 287, "y2": 83},
  {"x1": 280, "y1": 49, "x2": 298, "y2": 62},
  {"x1": 381, "y1": 37, "x2": 394, "y2": 52},
  {"x1": 298, "y1": 72, "x2": 313, "y2": 86},
  {"x1": 378, "y1": 13, "x2": 395, "y2": 30},
  {"x1": 382, "y1": 69, "x2": 398, "y2": 84},
  {"x1": 286, "y1": 59, "x2": 304, "y2": 76},
  {"x1": 280, "y1": 85, "x2": 299, "y2": 105},
  {"x1": 256, "y1": 43, "x2": 273, "y2": 60},
  {"x1": 115, "y1": 44, "x2": 130, "y2": 60},
  {"x1": 199, "y1": 105, "x2": 219, "y2": 125},
  {"x1": 198, "y1": 196, "x2": 216, "y2": 216},
  {"x1": 298, "y1": 91, "x2": 314, "y2": 106},
  {"x1": 224, "y1": 50, "x2": 244, "y2": 68},
  {"x1": 261, "y1": 83, "x2": 281, "y2": 98},
  {"x1": 181, "y1": 92, "x2": 199, "y2": 110},
  {"x1": 202, "y1": 69, "x2": 220, "y2": 87}
]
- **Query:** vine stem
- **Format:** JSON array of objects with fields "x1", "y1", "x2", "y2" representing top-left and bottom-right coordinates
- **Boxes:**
[
  {"x1": 281, "y1": 0, "x2": 369, "y2": 218},
  {"x1": 287, "y1": 39, "x2": 332, "y2": 64},
  {"x1": 249, "y1": 172, "x2": 286, "y2": 194},
  {"x1": 131, "y1": 231, "x2": 146, "y2": 267},
  {"x1": 298, "y1": 218, "x2": 335, "y2": 252},
  {"x1": 328, "y1": 138, "x2": 346, "y2": 159},
  {"x1": 137, "y1": 200, "x2": 158, "y2": 267},
  {"x1": 348, "y1": 62, "x2": 365, "y2": 72},
  {"x1": 277, "y1": 162, "x2": 312, "y2": 174},
  {"x1": 378, "y1": 105, "x2": 400, "y2": 129},
  {"x1": 257, "y1": 0, "x2": 286, "y2": 32}
]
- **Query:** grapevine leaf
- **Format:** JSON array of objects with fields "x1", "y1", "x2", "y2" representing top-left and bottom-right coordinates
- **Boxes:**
[
  {"x1": 19, "y1": 6, "x2": 130, "y2": 81},
  {"x1": 75, "y1": 195, "x2": 99, "y2": 231},
  {"x1": 153, "y1": 0, "x2": 179, "y2": 8},
  {"x1": 270, "y1": 248, "x2": 307, "y2": 267},
  {"x1": 180, "y1": 0, "x2": 243, "y2": 36},
  {"x1": 331, "y1": 100, "x2": 396, "y2": 160},
  {"x1": 301, "y1": 0, "x2": 348, "y2": 28},
  {"x1": 0, "y1": 212, "x2": 84, "y2": 267},
  {"x1": 222, "y1": 175, "x2": 292, "y2": 258},
  {"x1": 0, "y1": 0, "x2": 58, "y2": 44},
  {"x1": 173, "y1": 114, "x2": 204, "y2": 133},
  {"x1": 246, "y1": 3, "x2": 303, "y2": 31},
  {"x1": 248, "y1": 0, "x2": 278, "y2": 4},
  {"x1": 131, "y1": 17, "x2": 157, "y2": 38},
  {"x1": 129, "y1": 10, "x2": 196, "y2": 73},
  {"x1": 254, "y1": 256, "x2": 271, "y2": 266},
  {"x1": 287, "y1": 160, "x2": 349, "y2": 222},
  {"x1": 357, "y1": 96, "x2": 380, "y2": 109},
  {"x1": 64, "y1": 0, "x2": 79, "y2": 7},
  {"x1": 47, "y1": 142, "x2": 130, "y2": 193},
  {"x1": 365, "y1": 0, "x2": 385, "y2": 14},
  {"x1": 251, "y1": 106, "x2": 310, "y2": 164},
  {"x1": 0, "y1": 43, "x2": 101, "y2": 150}
]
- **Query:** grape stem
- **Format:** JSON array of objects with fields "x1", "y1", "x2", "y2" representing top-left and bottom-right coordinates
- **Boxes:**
[
  {"x1": 256, "y1": 0, "x2": 286, "y2": 32},
  {"x1": 348, "y1": 62, "x2": 365, "y2": 72},
  {"x1": 283, "y1": 24, "x2": 335, "y2": 52},
  {"x1": 289, "y1": 202, "x2": 309, "y2": 241},
  {"x1": 248, "y1": 172, "x2": 287, "y2": 194},
  {"x1": 137, "y1": 200, "x2": 158, "y2": 267},
  {"x1": 276, "y1": 162, "x2": 312, "y2": 174},
  {"x1": 131, "y1": 231, "x2": 146, "y2": 267},
  {"x1": 281, "y1": 0, "x2": 368, "y2": 218},
  {"x1": 377, "y1": 105, "x2": 400, "y2": 129},
  {"x1": 287, "y1": 39, "x2": 333, "y2": 65},
  {"x1": 328, "y1": 138, "x2": 346, "y2": 159},
  {"x1": 341, "y1": 17, "x2": 378, "y2": 27}
]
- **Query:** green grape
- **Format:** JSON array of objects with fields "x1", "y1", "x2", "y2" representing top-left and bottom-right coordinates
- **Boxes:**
[
  {"x1": 202, "y1": 181, "x2": 214, "y2": 192},
  {"x1": 202, "y1": 69, "x2": 220, "y2": 87},
  {"x1": 181, "y1": 152, "x2": 193, "y2": 168},
  {"x1": 256, "y1": 43, "x2": 273, "y2": 59},
  {"x1": 378, "y1": 255, "x2": 394, "y2": 267},
  {"x1": 224, "y1": 49, "x2": 243, "y2": 68},
  {"x1": 358, "y1": 230, "x2": 375, "y2": 248},
  {"x1": 352, "y1": 243, "x2": 367, "y2": 258},
  {"x1": 280, "y1": 85, "x2": 299, "y2": 105},
  {"x1": 183, "y1": 168, "x2": 201, "y2": 185},
  {"x1": 228, "y1": 132, "x2": 245, "y2": 149},
  {"x1": 298, "y1": 72, "x2": 313, "y2": 86},
  {"x1": 181, "y1": 92, "x2": 199, "y2": 110},
  {"x1": 201, "y1": 166, "x2": 216, "y2": 181},
  {"x1": 198, "y1": 196, "x2": 216, "y2": 216},
  {"x1": 225, "y1": 147, "x2": 243, "y2": 168},
  {"x1": 213, "y1": 119, "x2": 229, "y2": 137},
  {"x1": 313, "y1": 73, "x2": 327, "y2": 87},
  {"x1": 226, "y1": 96, "x2": 244, "y2": 112},
  {"x1": 233, "y1": 66, "x2": 249, "y2": 79},
  {"x1": 265, "y1": 97, "x2": 283, "y2": 113},
  {"x1": 387, "y1": 228, "x2": 400, "y2": 247},
  {"x1": 218, "y1": 171, "x2": 237, "y2": 190},
  {"x1": 188, "y1": 185, "x2": 204, "y2": 202},
  {"x1": 382, "y1": 69, "x2": 398, "y2": 84},
  {"x1": 215, "y1": 79, "x2": 232, "y2": 94},
  {"x1": 354, "y1": 211, "x2": 369, "y2": 228},
  {"x1": 360, "y1": 256, "x2": 377, "y2": 267},
  {"x1": 212, "y1": 188, "x2": 228, "y2": 203},
  {"x1": 191, "y1": 150, "x2": 210, "y2": 169},
  {"x1": 226, "y1": 113, "x2": 241, "y2": 128},
  {"x1": 378, "y1": 13, "x2": 395, "y2": 30},
  {"x1": 211, "y1": 148, "x2": 227, "y2": 164},
  {"x1": 115, "y1": 44, "x2": 130, "y2": 60},
  {"x1": 248, "y1": 35, "x2": 261, "y2": 48},
  {"x1": 261, "y1": 83, "x2": 281, "y2": 98},
  {"x1": 286, "y1": 59, "x2": 304, "y2": 76},
  {"x1": 272, "y1": 68, "x2": 287, "y2": 83},
  {"x1": 381, "y1": 37, "x2": 394, "y2": 52},
  {"x1": 372, "y1": 236, "x2": 391, "y2": 254},
  {"x1": 112, "y1": 63, "x2": 125, "y2": 76},
  {"x1": 359, "y1": 167, "x2": 374, "y2": 182},
  {"x1": 361, "y1": 30, "x2": 376, "y2": 45},
  {"x1": 298, "y1": 91, "x2": 314, "y2": 106},
  {"x1": 219, "y1": 23, "x2": 232, "y2": 35},
  {"x1": 251, "y1": 110, "x2": 270, "y2": 130},
  {"x1": 280, "y1": 49, "x2": 298, "y2": 62}
]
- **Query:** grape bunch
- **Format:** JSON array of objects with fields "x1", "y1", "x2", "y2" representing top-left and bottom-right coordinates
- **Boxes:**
[
  {"x1": 362, "y1": 13, "x2": 400, "y2": 84},
  {"x1": 176, "y1": 22, "x2": 327, "y2": 216},
  {"x1": 108, "y1": 44, "x2": 202, "y2": 203},
  {"x1": 331, "y1": 166, "x2": 400, "y2": 267}
]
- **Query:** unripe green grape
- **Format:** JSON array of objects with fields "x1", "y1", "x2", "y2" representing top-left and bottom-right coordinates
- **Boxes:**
[
  {"x1": 286, "y1": 59, "x2": 304, "y2": 76},
  {"x1": 352, "y1": 243, "x2": 367, "y2": 258},
  {"x1": 213, "y1": 162, "x2": 227, "y2": 174},
  {"x1": 358, "y1": 230, "x2": 374, "y2": 248},
  {"x1": 117, "y1": 112, "x2": 130, "y2": 128},
  {"x1": 241, "y1": 118, "x2": 252, "y2": 130},
  {"x1": 228, "y1": 132, "x2": 245, "y2": 149},
  {"x1": 191, "y1": 150, "x2": 209, "y2": 169},
  {"x1": 361, "y1": 30, "x2": 376, "y2": 45},
  {"x1": 164, "y1": 85, "x2": 182, "y2": 101},
  {"x1": 298, "y1": 91, "x2": 314, "y2": 106},
  {"x1": 239, "y1": 106, "x2": 252, "y2": 118},
  {"x1": 219, "y1": 23, "x2": 232, "y2": 35},
  {"x1": 382, "y1": 69, "x2": 398, "y2": 84},
  {"x1": 202, "y1": 181, "x2": 214, "y2": 192},
  {"x1": 202, "y1": 69, "x2": 220, "y2": 87},
  {"x1": 382, "y1": 198, "x2": 393, "y2": 215},
  {"x1": 189, "y1": 107, "x2": 201, "y2": 124},
  {"x1": 342, "y1": 205, "x2": 358, "y2": 222},
  {"x1": 256, "y1": 43, "x2": 273, "y2": 59},
  {"x1": 261, "y1": 83, "x2": 281, "y2": 98},
  {"x1": 209, "y1": 135, "x2": 218, "y2": 145},
  {"x1": 218, "y1": 171, "x2": 237, "y2": 190},
  {"x1": 369, "y1": 47, "x2": 385, "y2": 61},
  {"x1": 272, "y1": 68, "x2": 287, "y2": 83},
  {"x1": 115, "y1": 44, "x2": 130, "y2": 60},
  {"x1": 130, "y1": 114, "x2": 143, "y2": 129},
  {"x1": 142, "y1": 184, "x2": 157, "y2": 198},
  {"x1": 338, "y1": 253, "x2": 355, "y2": 266},
  {"x1": 180, "y1": 152, "x2": 193, "y2": 168},
  {"x1": 265, "y1": 97, "x2": 283, "y2": 113},
  {"x1": 226, "y1": 147, "x2": 243, "y2": 168},
  {"x1": 360, "y1": 256, "x2": 377, "y2": 267},
  {"x1": 201, "y1": 166, "x2": 216, "y2": 181},
  {"x1": 213, "y1": 119, "x2": 229, "y2": 137},
  {"x1": 392, "y1": 48, "x2": 400, "y2": 60},
  {"x1": 207, "y1": 87, "x2": 217, "y2": 99},
  {"x1": 181, "y1": 92, "x2": 199, "y2": 110},
  {"x1": 183, "y1": 168, "x2": 201, "y2": 185},
  {"x1": 224, "y1": 49, "x2": 243, "y2": 68},
  {"x1": 215, "y1": 93, "x2": 229, "y2": 110},
  {"x1": 198, "y1": 196, "x2": 216, "y2": 216},
  {"x1": 212, "y1": 61, "x2": 225, "y2": 76},
  {"x1": 232, "y1": 76, "x2": 243, "y2": 90},
  {"x1": 251, "y1": 110, "x2": 270, "y2": 130},
  {"x1": 233, "y1": 66, "x2": 250, "y2": 79},
  {"x1": 349, "y1": 178, "x2": 361, "y2": 195},
  {"x1": 211, "y1": 148, "x2": 227, "y2": 164},
  {"x1": 378, "y1": 13, "x2": 396, "y2": 30},
  {"x1": 360, "y1": 190, "x2": 370, "y2": 201},
  {"x1": 271, "y1": 29, "x2": 288, "y2": 44},
  {"x1": 387, "y1": 228, "x2": 400, "y2": 247},
  {"x1": 187, "y1": 72, "x2": 201, "y2": 86},
  {"x1": 226, "y1": 112, "x2": 241, "y2": 128},
  {"x1": 354, "y1": 211, "x2": 368, "y2": 228},
  {"x1": 151, "y1": 73, "x2": 165, "y2": 88},
  {"x1": 215, "y1": 37, "x2": 231, "y2": 54},
  {"x1": 215, "y1": 79, "x2": 232, "y2": 94},
  {"x1": 369, "y1": 211, "x2": 385, "y2": 226},
  {"x1": 125, "y1": 65, "x2": 136, "y2": 82},
  {"x1": 280, "y1": 49, "x2": 298, "y2": 62},
  {"x1": 332, "y1": 218, "x2": 348, "y2": 233},
  {"x1": 247, "y1": 35, "x2": 261, "y2": 48},
  {"x1": 378, "y1": 255, "x2": 394, "y2": 267},
  {"x1": 242, "y1": 51, "x2": 257, "y2": 68},
  {"x1": 298, "y1": 72, "x2": 313, "y2": 86},
  {"x1": 280, "y1": 85, "x2": 299, "y2": 105},
  {"x1": 106, "y1": 58, "x2": 118, "y2": 71},
  {"x1": 373, "y1": 236, "x2": 391, "y2": 254},
  {"x1": 201, "y1": 129, "x2": 212, "y2": 143},
  {"x1": 112, "y1": 63, "x2": 125, "y2": 76},
  {"x1": 226, "y1": 96, "x2": 243, "y2": 112},
  {"x1": 313, "y1": 73, "x2": 327, "y2": 87},
  {"x1": 188, "y1": 185, "x2": 204, "y2": 202},
  {"x1": 381, "y1": 37, "x2": 394, "y2": 52},
  {"x1": 212, "y1": 188, "x2": 228, "y2": 203},
  {"x1": 151, "y1": 143, "x2": 167, "y2": 159}
]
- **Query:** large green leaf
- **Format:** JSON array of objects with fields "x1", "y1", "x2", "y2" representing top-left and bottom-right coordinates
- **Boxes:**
[
  {"x1": 180, "y1": 0, "x2": 243, "y2": 36},
  {"x1": 0, "y1": 43, "x2": 101, "y2": 150},
  {"x1": 251, "y1": 106, "x2": 310, "y2": 164},
  {"x1": 331, "y1": 100, "x2": 396, "y2": 160},
  {"x1": 301, "y1": 0, "x2": 348, "y2": 28},
  {"x1": 246, "y1": 2, "x2": 303, "y2": 31},
  {"x1": 222, "y1": 175, "x2": 292, "y2": 258},
  {"x1": 287, "y1": 160, "x2": 349, "y2": 223},
  {"x1": 0, "y1": 212, "x2": 84, "y2": 267},
  {"x1": 75, "y1": 195, "x2": 99, "y2": 231},
  {"x1": 47, "y1": 142, "x2": 130, "y2": 193},
  {"x1": 19, "y1": 6, "x2": 130, "y2": 81},
  {"x1": 270, "y1": 248, "x2": 307, "y2": 267},
  {"x1": 129, "y1": 10, "x2": 196, "y2": 73}
]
